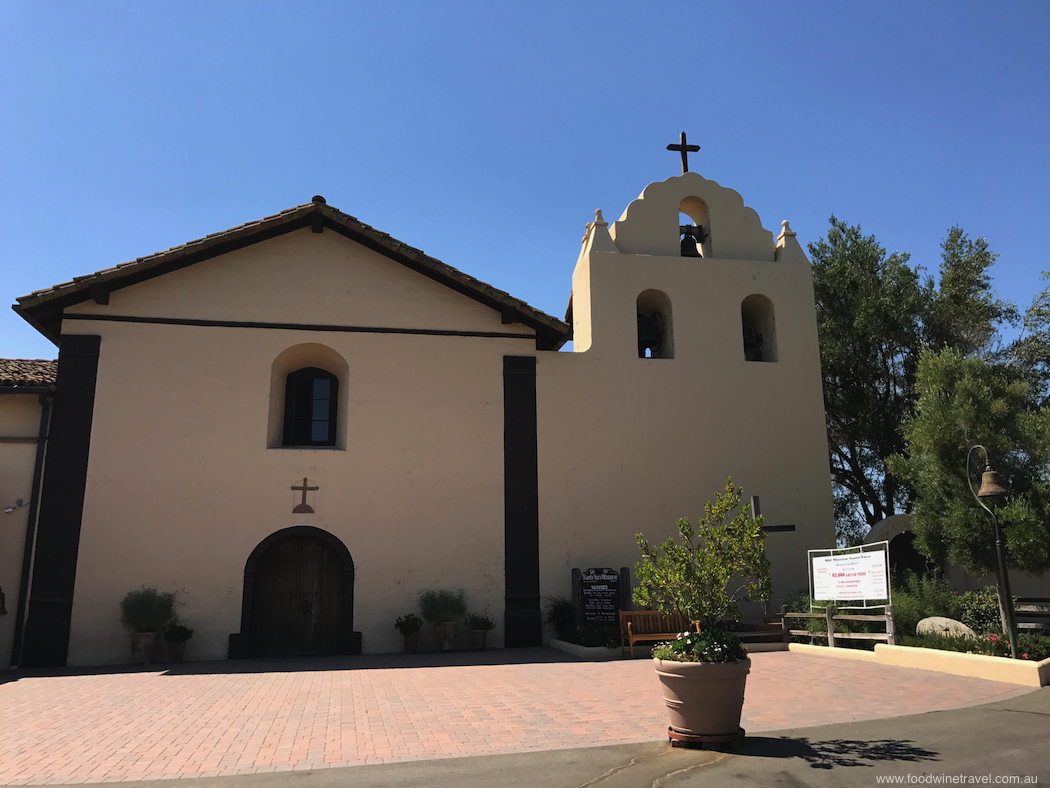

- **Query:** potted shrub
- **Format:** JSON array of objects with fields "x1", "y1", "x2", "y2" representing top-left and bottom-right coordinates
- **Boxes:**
[
  {"x1": 120, "y1": 588, "x2": 176, "y2": 665},
  {"x1": 164, "y1": 623, "x2": 193, "y2": 663},
  {"x1": 419, "y1": 589, "x2": 466, "y2": 652},
  {"x1": 634, "y1": 478, "x2": 771, "y2": 746},
  {"x1": 395, "y1": 613, "x2": 423, "y2": 653},
  {"x1": 464, "y1": 611, "x2": 495, "y2": 651}
]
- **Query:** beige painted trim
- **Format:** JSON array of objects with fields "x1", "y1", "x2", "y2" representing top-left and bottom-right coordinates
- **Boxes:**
[
  {"x1": 788, "y1": 642, "x2": 1050, "y2": 686},
  {"x1": 873, "y1": 643, "x2": 1050, "y2": 687}
]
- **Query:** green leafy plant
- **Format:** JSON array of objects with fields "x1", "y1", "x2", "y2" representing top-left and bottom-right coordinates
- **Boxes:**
[
  {"x1": 652, "y1": 629, "x2": 747, "y2": 663},
  {"x1": 544, "y1": 596, "x2": 574, "y2": 638},
  {"x1": 957, "y1": 586, "x2": 1004, "y2": 635},
  {"x1": 394, "y1": 613, "x2": 423, "y2": 634},
  {"x1": 164, "y1": 624, "x2": 193, "y2": 643},
  {"x1": 889, "y1": 572, "x2": 960, "y2": 637},
  {"x1": 418, "y1": 589, "x2": 466, "y2": 623},
  {"x1": 120, "y1": 588, "x2": 176, "y2": 633},
  {"x1": 464, "y1": 612, "x2": 494, "y2": 631},
  {"x1": 901, "y1": 631, "x2": 1050, "y2": 662},
  {"x1": 634, "y1": 478, "x2": 771, "y2": 630}
]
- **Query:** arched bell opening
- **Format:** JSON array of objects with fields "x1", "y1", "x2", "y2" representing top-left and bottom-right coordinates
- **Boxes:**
[
  {"x1": 229, "y1": 526, "x2": 361, "y2": 658},
  {"x1": 637, "y1": 289, "x2": 674, "y2": 359},
  {"x1": 678, "y1": 196, "x2": 710, "y2": 258},
  {"x1": 741, "y1": 294, "x2": 777, "y2": 362}
]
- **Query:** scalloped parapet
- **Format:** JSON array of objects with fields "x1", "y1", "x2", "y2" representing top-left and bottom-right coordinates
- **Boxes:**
[{"x1": 609, "y1": 172, "x2": 775, "y2": 261}]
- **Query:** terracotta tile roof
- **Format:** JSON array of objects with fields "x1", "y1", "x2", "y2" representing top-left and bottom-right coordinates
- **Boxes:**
[
  {"x1": 14, "y1": 198, "x2": 570, "y2": 348},
  {"x1": 0, "y1": 359, "x2": 57, "y2": 388}
]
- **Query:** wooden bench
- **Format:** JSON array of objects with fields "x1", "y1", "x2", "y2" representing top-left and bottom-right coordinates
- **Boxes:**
[{"x1": 619, "y1": 610, "x2": 696, "y2": 657}]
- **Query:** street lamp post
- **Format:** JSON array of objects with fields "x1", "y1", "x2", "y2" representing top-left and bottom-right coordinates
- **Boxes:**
[{"x1": 966, "y1": 445, "x2": 1019, "y2": 660}]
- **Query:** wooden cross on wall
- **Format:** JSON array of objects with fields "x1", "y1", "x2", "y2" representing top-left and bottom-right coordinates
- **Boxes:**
[
  {"x1": 292, "y1": 477, "x2": 319, "y2": 514},
  {"x1": 666, "y1": 131, "x2": 700, "y2": 174}
]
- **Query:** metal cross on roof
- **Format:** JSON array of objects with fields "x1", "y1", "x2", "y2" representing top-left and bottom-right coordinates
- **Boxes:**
[{"x1": 666, "y1": 131, "x2": 700, "y2": 174}]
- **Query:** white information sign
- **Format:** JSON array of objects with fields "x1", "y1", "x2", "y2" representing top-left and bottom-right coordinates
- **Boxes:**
[{"x1": 810, "y1": 546, "x2": 889, "y2": 602}]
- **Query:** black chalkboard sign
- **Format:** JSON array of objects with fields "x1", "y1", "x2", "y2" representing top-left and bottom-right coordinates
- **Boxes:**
[{"x1": 579, "y1": 567, "x2": 621, "y2": 624}]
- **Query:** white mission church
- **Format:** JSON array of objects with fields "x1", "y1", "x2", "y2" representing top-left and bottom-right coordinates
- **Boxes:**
[{"x1": 0, "y1": 163, "x2": 835, "y2": 667}]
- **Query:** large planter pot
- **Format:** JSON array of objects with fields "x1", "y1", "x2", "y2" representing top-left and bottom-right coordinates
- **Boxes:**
[
  {"x1": 166, "y1": 641, "x2": 186, "y2": 664},
  {"x1": 654, "y1": 657, "x2": 751, "y2": 738},
  {"x1": 434, "y1": 621, "x2": 457, "y2": 652},
  {"x1": 403, "y1": 631, "x2": 420, "y2": 653},
  {"x1": 130, "y1": 632, "x2": 158, "y2": 665},
  {"x1": 471, "y1": 629, "x2": 488, "y2": 651}
]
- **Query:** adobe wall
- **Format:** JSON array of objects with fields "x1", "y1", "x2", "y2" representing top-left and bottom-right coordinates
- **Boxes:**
[
  {"x1": 60, "y1": 229, "x2": 527, "y2": 664},
  {"x1": 0, "y1": 394, "x2": 43, "y2": 665}
]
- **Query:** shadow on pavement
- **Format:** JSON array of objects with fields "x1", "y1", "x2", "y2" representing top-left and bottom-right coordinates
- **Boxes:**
[
  {"x1": 1, "y1": 646, "x2": 582, "y2": 682},
  {"x1": 738, "y1": 735, "x2": 941, "y2": 769}
]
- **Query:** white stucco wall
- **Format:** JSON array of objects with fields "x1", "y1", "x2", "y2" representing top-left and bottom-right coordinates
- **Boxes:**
[
  {"x1": 61, "y1": 229, "x2": 529, "y2": 665},
  {"x1": 539, "y1": 174, "x2": 835, "y2": 613},
  {"x1": 42, "y1": 172, "x2": 836, "y2": 665},
  {"x1": 0, "y1": 394, "x2": 44, "y2": 665}
]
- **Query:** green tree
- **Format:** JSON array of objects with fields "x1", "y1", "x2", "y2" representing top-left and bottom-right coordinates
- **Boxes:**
[
  {"x1": 886, "y1": 349, "x2": 1050, "y2": 630},
  {"x1": 1007, "y1": 272, "x2": 1050, "y2": 403},
  {"x1": 810, "y1": 218, "x2": 928, "y2": 539},
  {"x1": 633, "y1": 478, "x2": 771, "y2": 629},
  {"x1": 810, "y1": 219, "x2": 1014, "y2": 544},
  {"x1": 925, "y1": 227, "x2": 1016, "y2": 356}
]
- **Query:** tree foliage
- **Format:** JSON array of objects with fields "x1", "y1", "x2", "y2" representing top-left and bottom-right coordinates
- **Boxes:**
[
  {"x1": 886, "y1": 349, "x2": 1050, "y2": 580},
  {"x1": 633, "y1": 479, "x2": 771, "y2": 628},
  {"x1": 810, "y1": 219, "x2": 1014, "y2": 543}
]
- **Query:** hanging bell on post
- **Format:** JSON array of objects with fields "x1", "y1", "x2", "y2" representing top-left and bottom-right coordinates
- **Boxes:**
[{"x1": 977, "y1": 466, "x2": 1008, "y2": 498}]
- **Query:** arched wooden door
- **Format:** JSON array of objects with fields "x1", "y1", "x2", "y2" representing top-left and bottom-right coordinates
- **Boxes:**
[{"x1": 250, "y1": 535, "x2": 343, "y2": 657}]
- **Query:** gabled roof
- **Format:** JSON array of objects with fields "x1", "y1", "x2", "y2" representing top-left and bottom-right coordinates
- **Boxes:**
[
  {"x1": 13, "y1": 197, "x2": 570, "y2": 349},
  {"x1": 0, "y1": 359, "x2": 57, "y2": 388}
]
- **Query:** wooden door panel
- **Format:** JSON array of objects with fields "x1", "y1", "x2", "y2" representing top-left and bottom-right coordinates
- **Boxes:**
[{"x1": 251, "y1": 535, "x2": 342, "y2": 657}]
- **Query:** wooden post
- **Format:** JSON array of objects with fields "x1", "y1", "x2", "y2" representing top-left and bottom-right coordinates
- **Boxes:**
[
  {"x1": 825, "y1": 605, "x2": 836, "y2": 648},
  {"x1": 885, "y1": 603, "x2": 896, "y2": 646},
  {"x1": 780, "y1": 604, "x2": 789, "y2": 644}
]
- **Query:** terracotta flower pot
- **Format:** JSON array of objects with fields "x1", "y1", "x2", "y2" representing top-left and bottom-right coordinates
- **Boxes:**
[
  {"x1": 403, "y1": 631, "x2": 420, "y2": 653},
  {"x1": 130, "y1": 632, "x2": 158, "y2": 665},
  {"x1": 166, "y1": 640, "x2": 186, "y2": 664},
  {"x1": 471, "y1": 629, "x2": 488, "y2": 651},
  {"x1": 435, "y1": 621, "x2": 457, "y2": 652},
  {"x1": 654, "y1": 657, "x2": 751, "y2": 737}
]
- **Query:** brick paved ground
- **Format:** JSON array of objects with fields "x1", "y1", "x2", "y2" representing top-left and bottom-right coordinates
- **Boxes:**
[{"x1": 0, "y1": 648, "x2": 1033, "y2": 784}]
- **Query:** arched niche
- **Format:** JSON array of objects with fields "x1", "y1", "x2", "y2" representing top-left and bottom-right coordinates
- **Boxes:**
[
  {"x1": 637, "y1": 289, "x2": 674, "y2": 359},
  {"x1": 228, "y1": 526, "x2": 361, "y2": 658},
  {"x1": 741, "y1": 294, "x2": 777, "y2": 362},
  {"x1": 267, "y1": 343, "x2": 349, "y2": 449},
  {"x1": 678, "y1": 196, "x2": 711, "y2": 258}
]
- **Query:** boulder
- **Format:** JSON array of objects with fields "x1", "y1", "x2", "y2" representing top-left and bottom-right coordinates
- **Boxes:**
[{"x1": 916, "y1": 616, "x2": 976, "y2": 638}]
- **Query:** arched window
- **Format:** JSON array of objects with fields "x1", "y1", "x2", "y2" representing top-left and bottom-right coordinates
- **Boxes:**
[
  {"x1": 283, "y1": 367, "x2": 338, "y2": 446},
  {"x1": 637, "y1": 289, "x2": 674, "y2": 359},
  {"x1": 741, "y1": 294, "x2": 777, "y2": 362}
]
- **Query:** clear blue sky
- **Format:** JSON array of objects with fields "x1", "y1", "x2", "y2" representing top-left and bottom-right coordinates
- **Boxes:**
[{"x1": 2, "y1": 1, "x2": 1047, "y2": 359}]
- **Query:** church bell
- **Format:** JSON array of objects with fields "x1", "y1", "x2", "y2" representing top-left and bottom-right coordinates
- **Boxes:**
[{"x1": 977, "y1": 467, "x2": 1008, "y2": 498}]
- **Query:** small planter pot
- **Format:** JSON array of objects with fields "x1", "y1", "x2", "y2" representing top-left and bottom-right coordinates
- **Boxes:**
[
  {"x1": 434, "y1": 621, "x2": 457, "y2": 652},
  {"x1": 403, "y1": 631, "x2": 420, "y2": 653},
  {"x1": 166, "y1": 641, "x2": 187, "y2": 664},
  {"x1": 130, "y1": 632, "x2": 158, "y2": 665},
  {"x1": 654, "y1": 657, "x2": 751, "y2": 737},
  {"x1": 471, "y1": 629, "x2": 488, "y2": 651}
]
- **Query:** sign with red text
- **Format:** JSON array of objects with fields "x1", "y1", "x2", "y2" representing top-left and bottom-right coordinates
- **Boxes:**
[{"x1": 810, "y1": 543, "x2": 889, "y2": 602}]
